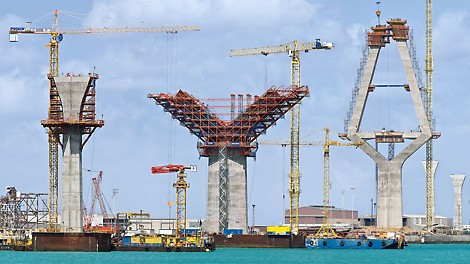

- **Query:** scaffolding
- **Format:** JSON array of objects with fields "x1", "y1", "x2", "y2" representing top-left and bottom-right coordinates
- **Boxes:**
[
  {"x1": 148, "y1": 85, "x2": 309, "y2": 157},
  {"x1": 0, "y1": 190, "x2": 49, "y2": 241}
]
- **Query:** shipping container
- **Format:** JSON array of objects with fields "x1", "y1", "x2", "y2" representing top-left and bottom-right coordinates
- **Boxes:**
[
  {"x1": 267, "y1": 226, "x2": 291, "y2": 236},
  {"x1": 184, "y1": 228, "x2": 200, "y2": 235},
  {"x1": 223, "y1": 229, "x2": 243, "y2": 235},
  {"x1": 121, "y1": 236, "x2": 131, "y2": 245}
]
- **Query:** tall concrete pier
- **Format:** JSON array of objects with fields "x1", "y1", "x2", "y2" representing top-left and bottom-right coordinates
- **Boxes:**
[
  {"x1": 42, "y1": 74, "x2": 104, "y2": 232},
  {"x1": 450, "y1": 174, "x2": 465, "y2": 230},
  {"x1": 346, "y1": 20, "x2": 432, "y2": 228},
  {"x1": 206, "y1": 155, "x2": 247, "y2": 233},
  {"x1": 149, "y1": 86, "x2": 309, "y2": 233}
]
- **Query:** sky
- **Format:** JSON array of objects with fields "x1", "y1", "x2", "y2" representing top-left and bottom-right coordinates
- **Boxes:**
[{"x1": 1, "y1": 0, "x2": 469, "y2": 227}]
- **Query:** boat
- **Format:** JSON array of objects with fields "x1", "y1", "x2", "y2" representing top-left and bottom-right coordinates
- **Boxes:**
[
  {"x1": 305, "y1": 233, "x2": 406, "y2": 249},
  {"x1": 115, "y1": 233, "x2": 216, "y2": 252}
]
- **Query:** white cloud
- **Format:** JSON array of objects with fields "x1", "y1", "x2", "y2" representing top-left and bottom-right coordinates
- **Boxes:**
[{"x1": 85, "y1": 0, "x2": 319, "y2": 29}]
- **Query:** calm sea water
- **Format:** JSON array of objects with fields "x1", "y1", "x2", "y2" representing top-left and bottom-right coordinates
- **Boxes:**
[{"x1": 1, "y1": 244, "x2": 470, "y2": 264}]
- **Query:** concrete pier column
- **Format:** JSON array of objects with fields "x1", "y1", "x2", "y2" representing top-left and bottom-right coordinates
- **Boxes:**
[
  {"x1": 206, "y1": 155, "x2": 247, "y2": 234},
  {"x1": 450, "y1": 174, "x2": 466, "y2": 230},
  {"x1": 62, "y1": 128, "x2": 83, "y2": 232},
  {"x1": 376, "y1": 161, "x2": 403, "y2": 228},
  {"x1": 55, "y1": 76, "x2": 94, "y2": 232}
]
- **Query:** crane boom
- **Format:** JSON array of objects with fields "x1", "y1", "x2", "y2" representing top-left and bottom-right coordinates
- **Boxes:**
[
  {"x1": 230, "y1": 39, "x2": 333, "y2": 57},
  {"x1": 9, "y1": 25, "x2": 200, "y2": 38},
  {"x1": 258, "y1": 140, "x2": 323, "y2": 146},
  {"x1": 9, "y1": 10, "x2": 199, "y2": 232}
]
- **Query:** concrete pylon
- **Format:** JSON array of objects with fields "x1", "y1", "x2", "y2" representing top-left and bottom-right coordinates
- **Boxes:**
[
  {"x1": 347, "y1": 20, "x2": 432, "y2": 228},
  {"x1": 450, "y1": 174, "x2": 466, "y2": 230},
  {"x1": 422, "y1": 160, "x2": 439, "y2": 226},
  {"x1": 206, "y1": 155, "x2": 247, "y2": 233},
  {"x1": 55, "y1": 77, "x2": 92, "y2": 232},
  {"x1": 41, "y1": 74, "x2": 103, "y2": 233}
]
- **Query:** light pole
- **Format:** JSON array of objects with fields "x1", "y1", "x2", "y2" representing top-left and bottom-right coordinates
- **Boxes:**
[
  {"x1": 341, "y1": 189, "x2": 345, "y2": 221},
  {"x1": 370, "y1": 198, "x2": 373, "y2": 226},
  {"x1": 140, "y1": 209, "x2": 144, "y2": 234},
  {"x1": 351, "y1": 187, "x2": 355, "y2": 228},
  {"x1": 252, "y1": 204, "x2": 256, "y2": 234}
]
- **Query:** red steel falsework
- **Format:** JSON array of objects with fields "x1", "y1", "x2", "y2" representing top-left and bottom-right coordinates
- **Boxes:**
[{"x1": 148, "y1": 85, "x2": 309, "y2": 157}]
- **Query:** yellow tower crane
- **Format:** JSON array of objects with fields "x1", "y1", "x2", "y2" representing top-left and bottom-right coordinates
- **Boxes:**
[
  {"x1": 9, "y1": 10, "x2": 200, "y2": 231},
  {"x1": 315, "y1": 128, "x2": 361, "y2": 238},
  {"x1": 258, "y1": 128, "x2": 361, "y2": 237},
  {"x1": 231, "y1": 39, "x2": 333, "y2": 235},
  {"x1": 151, "y1": 164, "x2": 198, "y2": 247},
  {"x1": 425, "y1": 0, "x2": 435, "y2": 232}
]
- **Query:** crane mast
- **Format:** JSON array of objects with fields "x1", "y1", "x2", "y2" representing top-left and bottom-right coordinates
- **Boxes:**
[
  {"x1": 9, "y1": 10, "x2": 199, "y2": 231},
  {"x1": 315, "y1": 128, "x2": 338, "y2": 238},
  {"x1": 230, "y1": 39, "x2": 333, "y2": 235},
  {"x1": 425, "y1": 0, "x2": 434, "y2": 232}
]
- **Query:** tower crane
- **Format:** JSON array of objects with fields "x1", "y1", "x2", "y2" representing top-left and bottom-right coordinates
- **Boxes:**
[
  {"x1": 425, "y1": 0, "x2": 435, "y2": 232},
  {"x1": 231, "y1": 39, "x2": 333, "y2": 235},
  {"x1": 9, "y1": 10, "x2": 199, "y2": 231},
  {"x1": 258, "y1": 128, "x2": 361, "y2": 236},
  {"x1": 151, "y1": 164, "x2": 197, "y2": 246}
]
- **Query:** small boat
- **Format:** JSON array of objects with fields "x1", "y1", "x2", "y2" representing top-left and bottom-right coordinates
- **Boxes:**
[{"x1": 305, "y1": 234, "x2": 406, "y2": 249}]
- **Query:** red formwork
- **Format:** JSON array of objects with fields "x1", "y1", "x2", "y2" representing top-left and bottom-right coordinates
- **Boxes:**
[
  {"x1": 148, "y1": 85, "x2": 309, "y2": 157},
  {"x1": 41, "y1": 73, "x2": 104, "y2": 134},
  {"x1": 388, "y1": 18, "x2": 409, "y2": 41},
  {"x1": 367, "y1": 18, "x2": 410, "y2": 48}
]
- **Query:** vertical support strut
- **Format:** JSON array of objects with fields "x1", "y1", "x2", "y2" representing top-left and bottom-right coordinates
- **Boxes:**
[
  {"x1": 425, "y1": 0, "x2": 434, "y2": 232},
  {"x1": 388, "y1": 142, "x2": 395, "y2": 161},
  {"x1": 289, "y1": 46, "x2": 301, "y2": 235},
  {"x1": 218, "y1": 146, "x2": 229, "y2": 231},
  {"x1": 47, "y1": 30, "x2": 60, "y2": 232},
  {"x1": 47, "y1": 133, "x2": 59, "y2": 231},
  {"x1": 174, "y1": 169, "x2": 189, "y2": 239}
]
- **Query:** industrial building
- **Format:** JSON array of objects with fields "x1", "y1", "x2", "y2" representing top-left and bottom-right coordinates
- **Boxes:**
[{"x1": 285, "y1": 205, "x2": 358, "y2": 227}]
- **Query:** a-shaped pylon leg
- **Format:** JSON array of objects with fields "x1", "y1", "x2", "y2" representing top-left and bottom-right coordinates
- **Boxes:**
[{"x1": 347, "y1": 29, "x2": 431, "y2": 228}]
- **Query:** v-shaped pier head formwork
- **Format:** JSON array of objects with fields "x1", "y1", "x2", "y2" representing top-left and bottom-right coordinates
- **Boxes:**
[
  {"x1": 41, "y1": 74, "x2": 104, "y2": 232},
  {"x1": 148, "y1": 85, "x2": 309, "y2": 233},
  {"x1": 344, "y1": 19, "x2": 434, "y2": 228}
]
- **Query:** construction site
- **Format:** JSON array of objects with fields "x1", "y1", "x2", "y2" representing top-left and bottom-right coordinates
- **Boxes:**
[{"x1": 1, "y1": 0, "x2": 469, "y2": 252}]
